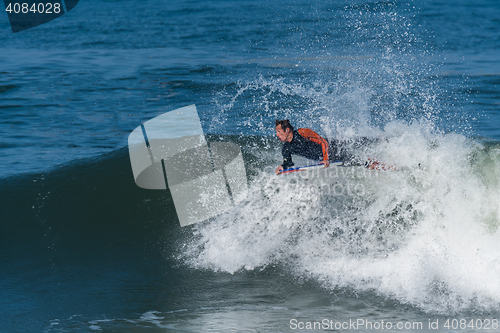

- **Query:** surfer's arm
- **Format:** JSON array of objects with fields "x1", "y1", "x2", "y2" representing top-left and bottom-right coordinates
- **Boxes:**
[
  {"x1": 297, "y1": 128, "x2": 330, "y2": 167},
  {"x1": 277, "y1": 145, "x2": 293, "y2": 174},
  {"x1": 281, "y1": 143, "x2": 294, "y2": 170}
]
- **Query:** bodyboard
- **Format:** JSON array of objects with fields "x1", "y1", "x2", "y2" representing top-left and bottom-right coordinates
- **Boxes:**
[{"x1": 279, "y1": 161, "x2": 343, "y2": 175}]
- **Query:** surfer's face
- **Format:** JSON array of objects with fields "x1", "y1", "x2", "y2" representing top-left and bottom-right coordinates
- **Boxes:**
[{"x1": 276, "y1": 125, "x2": 291, "y2": 142}]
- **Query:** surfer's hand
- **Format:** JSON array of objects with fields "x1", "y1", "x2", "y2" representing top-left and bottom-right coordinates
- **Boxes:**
[
  {"x1": 320, "y1": 160, "x2": 330, "y2": 168},
  {"x1": 276, "y1": 165, "x2": 283, "y2": 175}
]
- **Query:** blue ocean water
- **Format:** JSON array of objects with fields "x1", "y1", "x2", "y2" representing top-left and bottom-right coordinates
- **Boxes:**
[{"x1": 1, "y1": 0, "x2": 500, "y2": 332}]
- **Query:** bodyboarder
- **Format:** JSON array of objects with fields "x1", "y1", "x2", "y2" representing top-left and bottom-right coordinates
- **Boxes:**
[{"x1": 275, "y1": 119, "x2": 389, "y2": 174}]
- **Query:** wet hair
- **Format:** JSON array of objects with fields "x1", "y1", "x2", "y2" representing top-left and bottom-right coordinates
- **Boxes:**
[{"x1": 275, "y1": 119, "x2": 294, "y2": 132}]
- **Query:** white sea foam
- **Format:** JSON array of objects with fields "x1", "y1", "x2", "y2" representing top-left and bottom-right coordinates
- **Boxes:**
[
  {"x1": 182, "y1": 121, "x2": 500, "y2": 314},
  {"x1": 191, "y1": 23, "x2": 500, "y2": 311}
]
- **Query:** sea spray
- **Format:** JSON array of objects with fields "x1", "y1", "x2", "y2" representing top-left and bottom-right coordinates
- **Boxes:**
[{"x1": 182, "y1": 122, "x2": 500, "y2": 314}]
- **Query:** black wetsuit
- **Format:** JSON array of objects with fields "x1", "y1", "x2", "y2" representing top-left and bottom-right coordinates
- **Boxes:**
[{"x1": 281, "y1": 130, "x2": 368, "y2": 169}]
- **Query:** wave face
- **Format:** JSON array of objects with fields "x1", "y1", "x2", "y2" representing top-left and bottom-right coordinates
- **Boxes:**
[
  {"x1": 2, "y1": 133, "x2": 500, "y2": 332},
  {"x1": 3, "y1": 132, "x2": 500, "y2": 333}
]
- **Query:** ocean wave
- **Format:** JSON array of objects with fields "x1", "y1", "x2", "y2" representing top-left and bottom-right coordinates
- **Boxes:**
[{"x1": 181, "y1": 123, "x2": 500, "y2": 314}]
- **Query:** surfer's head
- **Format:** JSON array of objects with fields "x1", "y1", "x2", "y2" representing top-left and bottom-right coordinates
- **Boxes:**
[{"x1": 275, "y1": 119, "x2": 294, "y2": 142}]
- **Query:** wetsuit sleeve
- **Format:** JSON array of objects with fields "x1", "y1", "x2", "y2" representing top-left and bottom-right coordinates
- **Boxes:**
[
  {"x1": 281, "y1": 143, "x2": 294, "y2": 169},
  {"x1": 297, "y1": 128, "x2": 329, "y2": 163}
]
